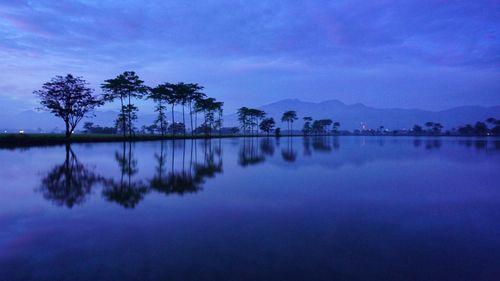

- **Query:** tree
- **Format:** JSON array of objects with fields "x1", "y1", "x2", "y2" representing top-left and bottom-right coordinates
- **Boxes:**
[
  {"x1": 195, "y1": 98, "x2": 223, "y2": 136},
  {"x1": 281, "y1": 110, "x2": 298, "y2": 135},
  {"x1": 101, "y1": 71, "x2": 147, "y2": 137},
  {"x1": 432, "y1": 123, "x2": 443, "y2": 134},
  {"x1": 425, "y1": 121, "x2": 434, "y2": 133},
  {"x1": 332, "y1": 122, "x2": 341, "y2": 134},
  {"x1": 149, "y1": 84, "x2": 173, "y2": 136},
  {"x1": 186, "y1": 83, "x2": 205, "y2": 135},
  {"x1": 303, "y1": 117, "x2": 313, "y2": 135},
  {"x1": 237, "y1": 107, "x2": 251, "y2": 135},
  {"x1": 34, "y1": 74, "x2": 102, "y2": 138},
  {"x1": 474, "y1": 122, "x2": 488, "y2": 135},
  {"x1": 83, "y1": 122, "x2": 94, "y2": 134},
  {"x1": 249, "y1": 109, "x2": 266, "y2": 134},
  {"x1": 413, "y1": 124, "x2": 423, "y2": 134},
  {"x1": 259, "y1": 118, "x2": 275, "y2": 136}
]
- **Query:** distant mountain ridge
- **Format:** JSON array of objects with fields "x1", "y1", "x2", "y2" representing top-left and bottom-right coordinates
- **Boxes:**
[
  {"x1": 1, "y1": 99, "x2": 499, "y2": 132},
  {"x1": 224, "y1": 99, "x2": 500, "y2": 130}
]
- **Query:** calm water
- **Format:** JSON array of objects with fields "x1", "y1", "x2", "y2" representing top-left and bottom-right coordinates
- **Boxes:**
[{"x1": 0, "y1": 137, "x2": 499, "y2": 281}]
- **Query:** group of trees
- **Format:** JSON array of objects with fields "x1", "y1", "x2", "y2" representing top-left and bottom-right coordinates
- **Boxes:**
[
  {"x1": 236, "y1": 109, "x2": 338, "y2": 136},
  {"x1": 32, "y1": 74, "x2": 500, "y2": 139},
  {"x1": 412, "y1": 118, "x2": 500, "y2": 136},
  {"x1": 302, "y1": 117, "x2": 341, "y2": 135},
  {"x1": 35, "y1": 72, "x2": 223, "y2": 138},
  {"x1": 456, "y1": 118, "x2": 500, "y2": 136}
]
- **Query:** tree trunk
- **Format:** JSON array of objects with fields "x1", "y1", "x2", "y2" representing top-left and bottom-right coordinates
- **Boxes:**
[
  {"x1": 120, "y1": 97, "x2": 126, "y2": 138},
  {"x1": 171, "y1": 105, "x2": 175, "y2": 137},
  {"x1": 189, "y1": 103, "x2": 194, "y2": 136},
  {"x1": 182, "y1": 105, "x2": 186, "y2": 137},
  {"x1": 64, "y1": 118, "x2": 72, "y2": 139},
  {"x1": 128, "y1": 94, "x2": 132, "y2": 138},
  {"x1": 159, "y1": 100, "x2": 164, "y2": 137}
]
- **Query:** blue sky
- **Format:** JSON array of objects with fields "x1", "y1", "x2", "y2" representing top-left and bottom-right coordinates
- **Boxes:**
[{"x1": 0, "y1": 0, "x2": 499, "y2": 114}]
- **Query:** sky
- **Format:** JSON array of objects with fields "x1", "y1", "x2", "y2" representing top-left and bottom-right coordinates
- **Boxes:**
[{"x1": 0, "y1": 0, "x2": 499, "y2": 114}]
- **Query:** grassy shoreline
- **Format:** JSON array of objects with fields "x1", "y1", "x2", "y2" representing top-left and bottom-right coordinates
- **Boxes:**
[{"x1": 0, "y1": 133, "x2": 496, "y2": 149}]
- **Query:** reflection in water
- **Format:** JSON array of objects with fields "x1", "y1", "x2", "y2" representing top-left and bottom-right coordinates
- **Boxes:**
[
  {"x1": 36, "y1": 137, "x2": 500, "y2": 209},
  {"x1": 102, "y1": 142, "x2": 148, "y2": 208},
  {"x1": 260, "y1": 138, "x2": 275, "y2": 156},
  {"x1": 38, "y1": 144, "x2": 101, "y2": 208},
  {"x1": 239, "y1": 138, "x2": 265, "y2": 166},
  {"x1": 281, "y1": 136, "x2": 297, "y2": 162},
  {"x1": 9, "y1": 136, "x2": 500, "y2": 280},
  {"x1": 38, "y1": 139, "x2": 226, "y2": 209},
  {"x1": 151, "y1": 139, "x2": 223, "y2": 196},
  {"x1": 312, "y1": 136, "x2": 332, "y2": 152}
]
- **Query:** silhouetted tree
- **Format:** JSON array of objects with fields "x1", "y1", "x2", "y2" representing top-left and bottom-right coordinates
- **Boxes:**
[
  {"x1": 474, "y1": 122, "x2": 488, "y2": 135},
  {"x1": 275, "y1": 127, "x2": 281, "y2": 137},
  {"x1": 196, "y1": 98, "x2": 223, "y2": 136},
  {"x1": 413, "y1": 124, "x2": 423, "y2": 135},
  {"x1": 237, "y1": 107, "x2": 251, "y2": 135},
  {"x1": 303, "y1": 117, "x2": 313, "y2": 135},
  {"x1": 281, "y1": 110, "x2": 298, "y2": 135},
  {"x1": 83, "y1": 122, "x2": 94, "y2": 134},
  {"x1": 332, "y1": 121, "x2": 341, "y2": 134},
  {"x1": 101, "y1": 71, "x2": 147, "y2": 138},
  {"x1": 34, "y1": 74, "x2": 102, "y2": 138},
  {"x1": 149, "y1": 84, "x2": 172, "y2": 136},
  {"x1": 259, "y1": 118, "x2": 275, "y2": 136}
]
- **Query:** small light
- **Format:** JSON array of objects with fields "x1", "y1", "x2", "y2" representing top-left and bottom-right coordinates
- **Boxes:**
[{"x1": 19, "y1": 130, "x2": 25, "y2": 134}]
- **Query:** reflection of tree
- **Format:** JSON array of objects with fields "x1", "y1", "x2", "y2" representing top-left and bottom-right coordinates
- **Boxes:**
[
  {"x1": 260, "y1": 137, "x2": 275, "y2": 156},
  {"x1": 38, "y1": 145, "x2": 100, "y2": 208},
  {"x1": 149, "y1": 139, "x2": 223, "y2": 196},
  {"x1": 239, "y1": 137, "x2": 265, "y2": 166},
  {"x1": 312, "y1": 136, "x2": 332, "y2": 152},
  {"x1": 102, "y1": 142, "x2": 148, "y2": 208},
  {"x1": 195, "y1": 139, "x2": 223, "y2": 179},
  {"x1": 303, "y1": 137, "x2": 312, "y2": 156},
  {"x1": 281, "y1": 136, "x2": 297, "y2": 162},
  {"x1": 425, "y1": 139, "x2": 442, "y2": 150}
]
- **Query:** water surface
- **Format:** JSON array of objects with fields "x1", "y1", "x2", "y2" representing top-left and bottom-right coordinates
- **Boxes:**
[{"x1": 0, "y1": 137, "x2": 499, "y2": 281}]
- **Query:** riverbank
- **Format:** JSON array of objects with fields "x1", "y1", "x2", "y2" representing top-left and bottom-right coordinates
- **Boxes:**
[{"x1": 0, "y1": 133, "x2": 496, "y2": 149}]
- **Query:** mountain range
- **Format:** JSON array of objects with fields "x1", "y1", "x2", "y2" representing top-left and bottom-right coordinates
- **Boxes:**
[{"x1": 1, "y1": 99, "x2": 499, "y2": 132}]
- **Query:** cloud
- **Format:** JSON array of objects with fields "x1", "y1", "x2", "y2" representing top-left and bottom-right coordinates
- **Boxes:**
[{"x1": 0, "y1": 0, "x2": 498, "y2": 113}]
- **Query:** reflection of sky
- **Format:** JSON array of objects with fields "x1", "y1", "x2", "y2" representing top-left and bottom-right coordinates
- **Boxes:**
[
  {"x1": 1, "y1": 0, "x2": 499, "y2": 113},
  {"x1": 0, "y1": 137, "x2": 499, "y2": 279}
]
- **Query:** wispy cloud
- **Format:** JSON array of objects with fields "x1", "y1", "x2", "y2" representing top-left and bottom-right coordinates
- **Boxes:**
[{"x1": 0, "y1": 0, "x2": 499, "y2": 112}]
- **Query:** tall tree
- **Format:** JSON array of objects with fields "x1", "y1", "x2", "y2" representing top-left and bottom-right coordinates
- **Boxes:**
[
  {"x1": 281, "y1": 110, "x2": 298, "y2": 135},
  {"x1": 259, "y1": 118, "x2": 275, "y2": 136},
  {"x1": 303, "y1": 117, "x2": 313, "y2": 135},
  {"x1": 34, "y1": 74, "x2": 102, "y2": 138},
  {"x1": 101, "y1": 71, "x2": 147, "y2": 137},
  {"x1": 149, "y1": 84, "x2": 173, "y2": 136},
  {"x1": 196, "y1": 98, "x2": 223, "y2": 136},
  {"x1": 237, "y1": 107, "x2": 250, "y2": 136},
  {"x1": 186, "y1": 83, "x2": 205, "y2": 135}
]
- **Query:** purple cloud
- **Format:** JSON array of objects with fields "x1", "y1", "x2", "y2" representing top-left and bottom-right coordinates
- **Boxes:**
[{"x1": 0, "y1": 0, "x2": 499, "y2": 113}]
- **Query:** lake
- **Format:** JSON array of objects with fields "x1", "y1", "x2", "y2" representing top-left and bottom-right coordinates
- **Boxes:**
[{"x1": 0, "y1": 136, "x2": 499, "y2": 281}]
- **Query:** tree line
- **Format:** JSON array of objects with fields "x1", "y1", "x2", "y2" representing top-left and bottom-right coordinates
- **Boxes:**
[
  {"x1": 33, "y1": 73, "x2": 499, "y2": 139},
  {"x1": 34, "y1": 72, "x2": 223, "y2": 139}
]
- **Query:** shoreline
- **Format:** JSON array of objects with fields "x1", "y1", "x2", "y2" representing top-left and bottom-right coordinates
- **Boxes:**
[{"x1": 0, "y1": 133, "x2": 497, "y2": 149}]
